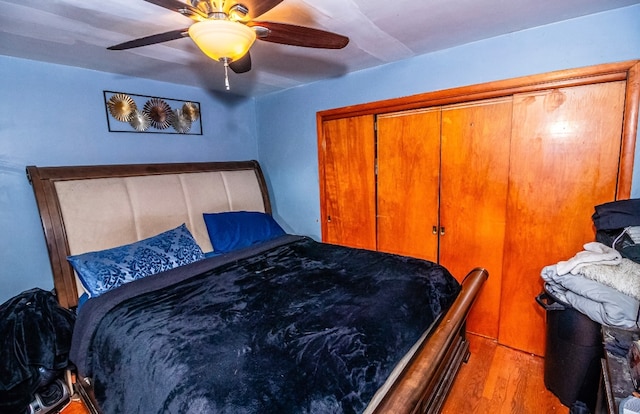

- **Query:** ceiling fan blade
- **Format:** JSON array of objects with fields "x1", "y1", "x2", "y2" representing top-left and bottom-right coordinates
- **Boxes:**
[
  {"x1": 229, "y1": 52, "x2": 252, "y2": 73},
  {"x1": 107, "y1": 29, "x2": 189, "y2": 50},
  {"x1": 242, "y1": 0, "x2": 284, "y2": 20},
  {"x1": 248, "y1": 22, "x2": 349, "y2": 49},
  {"x1": 144, "y1": 0, "x2": 206, "y2": 19}
]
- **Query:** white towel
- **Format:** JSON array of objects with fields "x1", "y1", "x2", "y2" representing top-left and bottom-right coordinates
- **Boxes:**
[{"x1": 556, "y1": 242, "x2": 622, "y2": 275}]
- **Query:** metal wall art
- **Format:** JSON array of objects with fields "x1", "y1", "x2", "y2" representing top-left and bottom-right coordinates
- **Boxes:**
[{"x1": 103, "y1": 91, "x2": 202, "y2": 135}]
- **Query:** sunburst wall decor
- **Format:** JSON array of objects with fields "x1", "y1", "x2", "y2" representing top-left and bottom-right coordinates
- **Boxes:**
[{"x1": 103, "y1": 91, "x2": 202, "y2": 135}]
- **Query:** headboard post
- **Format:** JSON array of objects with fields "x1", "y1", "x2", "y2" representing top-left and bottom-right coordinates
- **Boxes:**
[
  {"x1": 27, "y1": 160, "x2": 272, "y2": 309},
  {"x1": 27, "y1": 166, "x2": 79, "y2": 308}
]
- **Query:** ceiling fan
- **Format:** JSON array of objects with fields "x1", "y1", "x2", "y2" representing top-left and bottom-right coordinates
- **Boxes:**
[{"x1": 108, "y1": 0, "x2": 350, "y2": 90}]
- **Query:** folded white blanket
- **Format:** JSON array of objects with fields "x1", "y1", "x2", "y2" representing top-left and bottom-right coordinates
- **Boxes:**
[
  {"x1": 556, "y1": 242, "x2": 622, "y2": 275},
  {"x1": 578, "y1": 258, "x2": 640, "y2": 301}
]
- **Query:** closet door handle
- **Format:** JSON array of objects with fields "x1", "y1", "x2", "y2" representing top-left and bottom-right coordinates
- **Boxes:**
[
  {"x1": 440, "y1": 226, "x2": 446, "y2": 236},
  {"x1": 432, "y1": 226, "x2": 438, "y2": 235}
]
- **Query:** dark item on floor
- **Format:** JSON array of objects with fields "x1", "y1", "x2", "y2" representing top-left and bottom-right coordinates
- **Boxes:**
[
  {"x1": 0, "y1": 288, "x2": 75, "y2": 413},
  {"x1": 569, "y1": 400, "x2": 591, "y2": 414},
  {"x1": 536, "y1": 290, "x2": 603, "y2": 412}
]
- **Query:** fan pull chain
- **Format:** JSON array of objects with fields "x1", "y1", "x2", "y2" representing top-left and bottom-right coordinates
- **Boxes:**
[{"x1": 223, "y1": 59, "x2": 231, "y2": 91}]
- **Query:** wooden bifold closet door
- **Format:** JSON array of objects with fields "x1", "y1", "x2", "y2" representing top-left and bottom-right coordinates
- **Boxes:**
[
  {"x1": 376, "y1": 108, "x2": 441, "y2": 262},
  {"x1": 438, "y1": 98, "x2": 512, "y2": 340},
  {"x1": 320, "y1": 115, "x2": 376, "y2": 250},
  {"x1": 500, "y1": 81, "x2": 626, "y2": 355}
]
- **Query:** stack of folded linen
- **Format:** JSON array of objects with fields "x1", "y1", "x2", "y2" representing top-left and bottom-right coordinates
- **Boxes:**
[{"x1": 541, "y1": 242, "x2": 640, "y2": 329}]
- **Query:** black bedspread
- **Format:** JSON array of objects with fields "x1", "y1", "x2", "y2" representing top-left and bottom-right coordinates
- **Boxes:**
[{"x1": 71, "y1": 235, "x2": 460, "y2": 414}]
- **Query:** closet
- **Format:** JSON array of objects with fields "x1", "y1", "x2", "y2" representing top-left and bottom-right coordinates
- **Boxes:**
[{"x1": 317, "y1": 60, "x2": 640, "y2": 356}]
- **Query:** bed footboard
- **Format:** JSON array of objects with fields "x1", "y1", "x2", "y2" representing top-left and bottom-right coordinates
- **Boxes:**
[
  {"x1": 370, "y1": 267, "x2": 488, "y2": 414},
  {"x1": 75, "y1": 379, "x2": 99, "y2": 414}
]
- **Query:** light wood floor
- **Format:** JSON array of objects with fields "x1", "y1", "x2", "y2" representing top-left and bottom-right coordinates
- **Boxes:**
[
  {"x1": 442, "y1": 333, "x2": 568, "y2": 413},
  {"x1": 60, "y1": 398, "x2": 90, "y2": 414}
]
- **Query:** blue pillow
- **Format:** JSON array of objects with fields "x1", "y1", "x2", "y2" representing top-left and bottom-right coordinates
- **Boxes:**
[
  {"x1": 203, "y1": 211, "x2": 285, "y2": 254},
  {"x1": 68, "y1": 224, "x2": 204, "y2": 298},
  {"x1": 77, "y1": 292, "x2": 89, "y2": 312}
]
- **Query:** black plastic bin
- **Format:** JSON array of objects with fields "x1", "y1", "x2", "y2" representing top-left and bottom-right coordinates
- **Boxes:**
[{"x1": 536, "y1": 288, "x2": 603, "y2": 411}]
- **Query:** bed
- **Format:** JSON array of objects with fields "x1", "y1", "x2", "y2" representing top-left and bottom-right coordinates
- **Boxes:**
[{"x1": 26, "y1": 160, "x2": 487, "y2": 414}]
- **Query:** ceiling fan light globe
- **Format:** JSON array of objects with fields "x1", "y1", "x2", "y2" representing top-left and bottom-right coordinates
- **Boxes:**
[{"x1": 188, "y1": 20, "x2": 256, "y2": 62}]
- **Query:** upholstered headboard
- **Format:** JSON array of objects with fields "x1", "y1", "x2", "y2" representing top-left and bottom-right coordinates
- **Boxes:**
[{"x1": 27, "y1": 161, "x2": 271, "y2": 309}]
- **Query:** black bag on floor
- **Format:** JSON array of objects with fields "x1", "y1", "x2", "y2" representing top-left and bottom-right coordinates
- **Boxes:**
[{"x1": 0, "y1": 288, "x2": 75, "y2": 413}]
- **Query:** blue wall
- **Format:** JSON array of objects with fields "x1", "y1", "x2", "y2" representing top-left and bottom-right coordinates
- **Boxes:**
[
  {"x1": 0, "y1": 57, "x2": 258, "y2": 304},
  {"x1": 256, "y1": 5, "x2": 640, "y2": 240},
  {"x1": 1, "y1": 5, "x2": 639, "y2": 304}
]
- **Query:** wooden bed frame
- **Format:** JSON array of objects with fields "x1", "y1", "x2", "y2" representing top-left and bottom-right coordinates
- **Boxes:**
[{"x1": 26, "y1": 160, "x2": 487, "y2": 414}]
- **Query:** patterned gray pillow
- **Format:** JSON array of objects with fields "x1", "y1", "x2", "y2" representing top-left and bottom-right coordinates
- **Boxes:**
[{"x1": 68, "y1": 224, "x2": 204, "y2": 298}]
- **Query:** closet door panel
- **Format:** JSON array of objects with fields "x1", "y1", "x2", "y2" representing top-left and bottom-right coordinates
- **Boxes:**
[
  {"x1": 500, "y1": 81, "x2": 627, "y2": 356},
  {"x1": 377, "y1": 109, "x2": 441, "y2": 261},
  {"x1": 320, "y1": 115, "x2": 377, "y2": 249},
  {"x1": 439, "y1": 98, "x2": 513, "y2": 339}
]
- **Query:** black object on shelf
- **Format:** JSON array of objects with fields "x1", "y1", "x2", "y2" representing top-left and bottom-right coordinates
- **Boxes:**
[{"x1": 536, "y1": 289, "x2": 603, "y2": 412}]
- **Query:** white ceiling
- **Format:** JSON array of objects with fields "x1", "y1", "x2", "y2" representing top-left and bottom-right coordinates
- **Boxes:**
[{"x1": 1, "y1": 0, "x2": 638, "y2": 97}]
